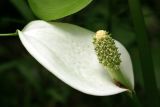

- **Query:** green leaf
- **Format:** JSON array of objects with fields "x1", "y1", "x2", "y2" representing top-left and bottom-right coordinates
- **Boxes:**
[
  {"x1": 152, "y1": 46, "x2": 160, "y2": 90},
  {"x1": 111, "y1": 17, "x2": 136, "y2": 46},
  {"x1": 10, "y1": 0, "x2": 35, "y2": 21},
  {"x1": 28, "y1": 0, "x2": 92, "y2": 20},
  {"x1": 46, "y1": 88, "x2": 70, "y2": 103},
  {"x1": 16, "y1": 59, "x2": 42, "y2": 92}
]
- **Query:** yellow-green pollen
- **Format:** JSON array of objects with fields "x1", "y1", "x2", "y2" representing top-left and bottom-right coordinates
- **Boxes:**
[{"x1": 93, "y1": 30, "x2": 132, "y2": 90}]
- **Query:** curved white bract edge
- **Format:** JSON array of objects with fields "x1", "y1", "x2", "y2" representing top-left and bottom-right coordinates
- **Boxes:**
[
  {"x1": 18, "y1": 20, "x2": 134, "y2": 96},
  {"x1": 115, "y1": 41, "x2": 134, "y2": 89}
]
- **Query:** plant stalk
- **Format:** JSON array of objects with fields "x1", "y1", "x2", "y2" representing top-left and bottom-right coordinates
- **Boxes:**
[
  {"x1": 127, "y1": 91, "x2": 141, "y2": 107},
  {"x1": 128, "y1": 0, "x2": 160, "y2": 107},
  {"x1": 0, "y1": 32, "x2": 17, "y2": 36}
]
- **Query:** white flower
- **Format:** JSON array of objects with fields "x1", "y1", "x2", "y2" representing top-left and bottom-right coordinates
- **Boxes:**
[{"x1": 17, "y1": 20, "x2": 134, "y2": 96}]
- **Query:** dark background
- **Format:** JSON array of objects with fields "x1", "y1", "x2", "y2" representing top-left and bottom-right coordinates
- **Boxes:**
[{"x1": 0, "y1": 0, "x2": 160, "y2": 107}]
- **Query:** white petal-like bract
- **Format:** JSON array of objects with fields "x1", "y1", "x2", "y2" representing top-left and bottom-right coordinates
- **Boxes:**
[{"x1": 18, "y1": 20, "x2": 134, "y2": 96}]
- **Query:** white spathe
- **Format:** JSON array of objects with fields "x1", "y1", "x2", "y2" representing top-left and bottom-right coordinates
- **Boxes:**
[{"x1": 18, "y1": 20, "x2": 134, "y2": 96}]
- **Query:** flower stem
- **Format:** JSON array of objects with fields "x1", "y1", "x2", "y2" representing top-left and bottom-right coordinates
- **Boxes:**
[
  {"x1": 127, "y1": 91, "x2": 141, "y2": 107},
  {"x1": 128, "y1": 0, "x2": 160, "y2": 107},
  {"x1": 0, "y1": 32, "x2": 18, "y2": 36}
]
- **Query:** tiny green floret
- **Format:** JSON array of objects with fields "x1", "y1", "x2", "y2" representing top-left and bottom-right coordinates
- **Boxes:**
[
  {"x1": 93, "y1": 30, "x2": 121, "y2": 71},
  {"x1": 93, "y1": 30, "x2": 132, "y2": 90}
]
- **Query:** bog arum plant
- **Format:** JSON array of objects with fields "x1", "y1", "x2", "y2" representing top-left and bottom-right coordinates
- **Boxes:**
[{"x1": 1, "y1": 20, "x2": 134, "y2": 96}]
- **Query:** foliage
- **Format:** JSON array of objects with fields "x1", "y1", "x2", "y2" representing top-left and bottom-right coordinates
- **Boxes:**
[
  {"x1": 0, "y1": 0, "x2": 160, "y2": 107},
  {"x1": 28, "y1": 0, "x2": 92, "y2": 20}
]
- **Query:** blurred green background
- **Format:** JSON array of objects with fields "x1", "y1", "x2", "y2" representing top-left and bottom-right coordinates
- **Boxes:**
[{"x1": 0, "y1": 0, "x2": 160, "y2": 107}]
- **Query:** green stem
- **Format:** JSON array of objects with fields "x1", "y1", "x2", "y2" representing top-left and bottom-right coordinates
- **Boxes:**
[
  {"x1": 127, "y1": 91, "x2": 142, "y2": 107},
  {"x1": 0, "y1": 32, "x2": 18, "y2": 36},
  {"x1": 128, "y1": 0, "x2": 160, "y2": 107}
]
